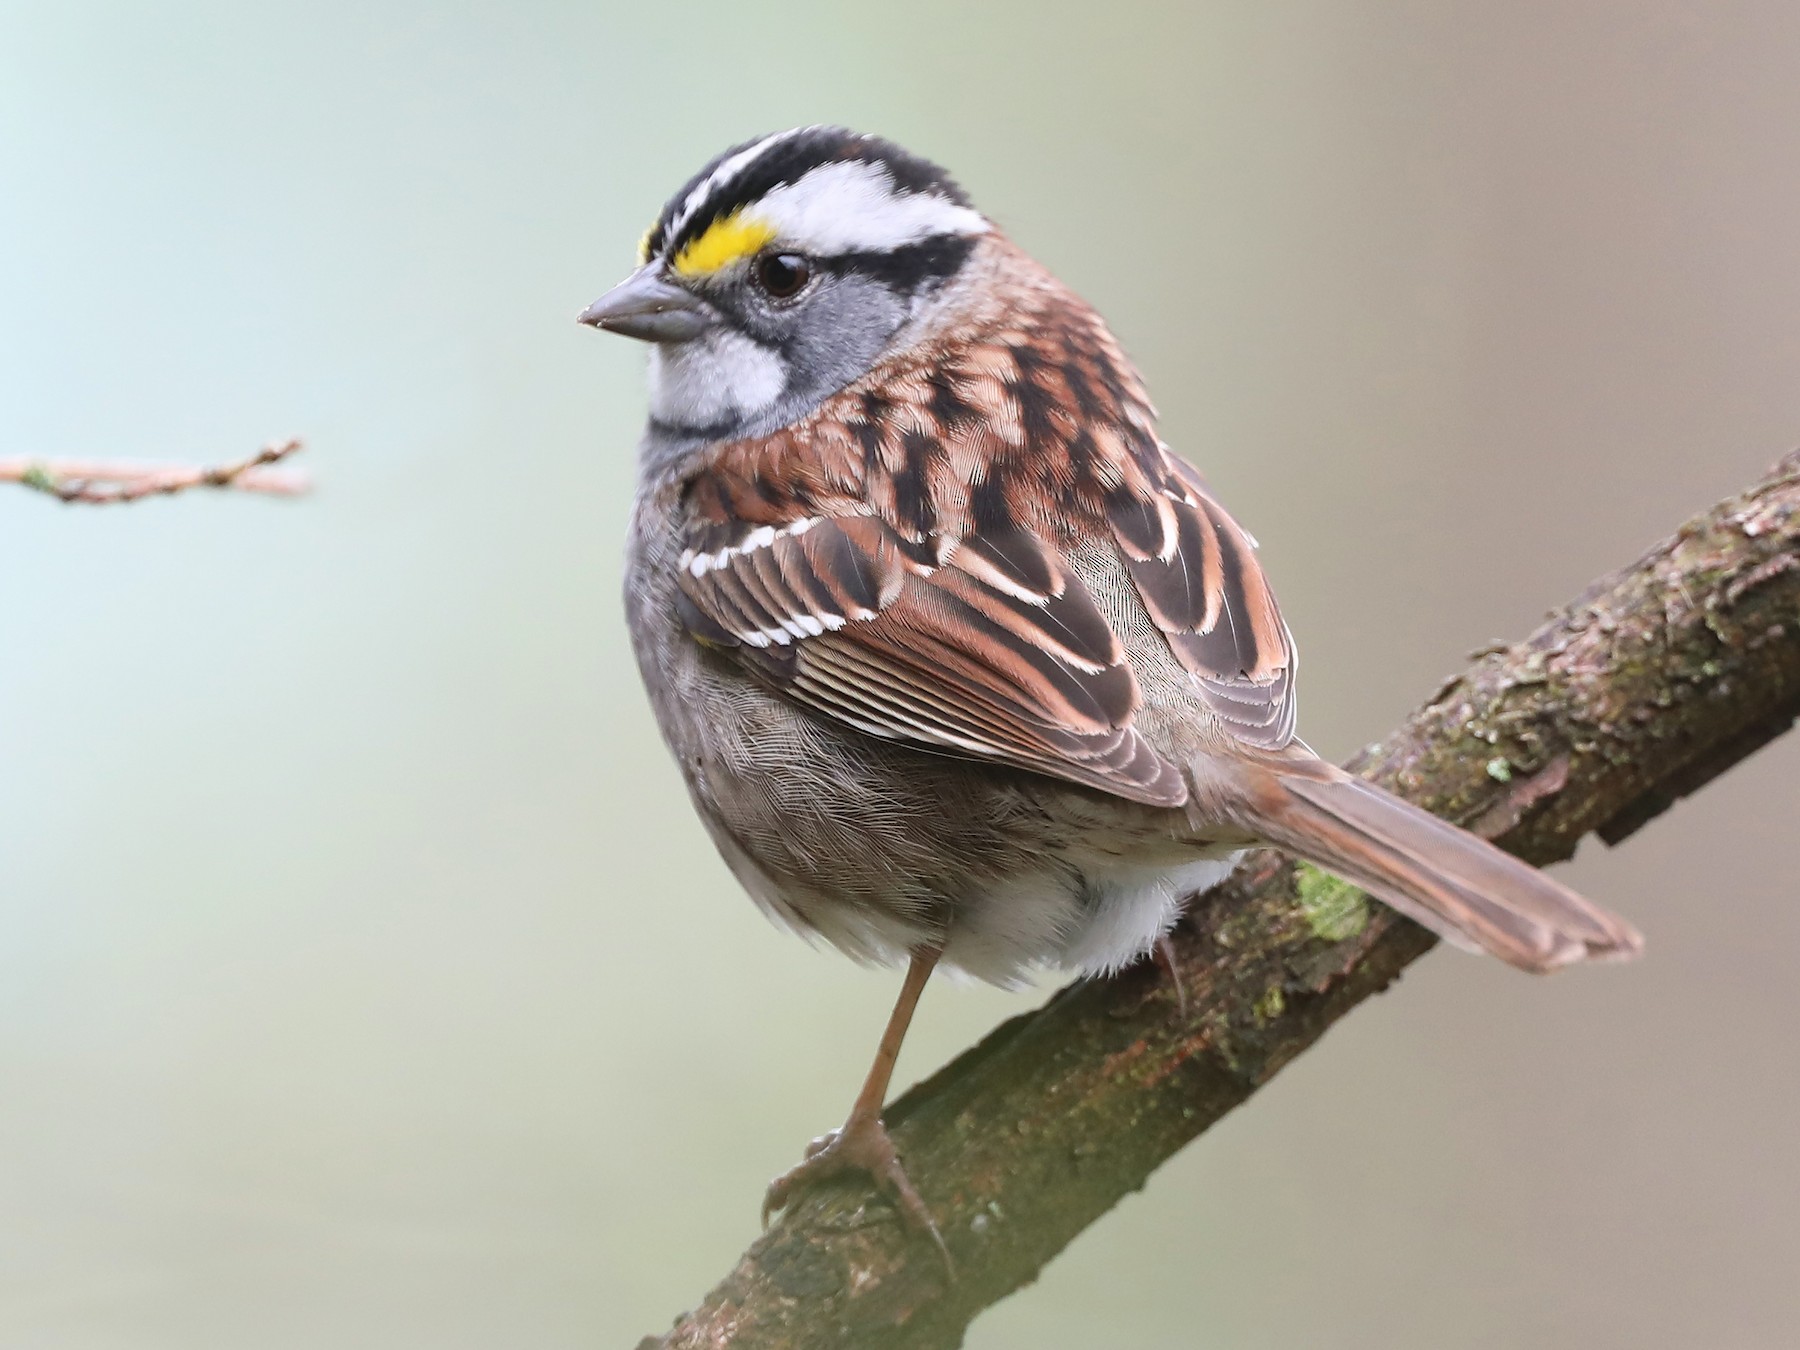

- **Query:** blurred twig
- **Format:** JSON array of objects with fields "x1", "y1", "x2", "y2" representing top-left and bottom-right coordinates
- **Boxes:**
[
  {"x1": 643, "y1": 450, "x2": 1800, "y2": 1350},
  {"x1": 0, "y1": 438, "x2": 308, "y2": 503}
]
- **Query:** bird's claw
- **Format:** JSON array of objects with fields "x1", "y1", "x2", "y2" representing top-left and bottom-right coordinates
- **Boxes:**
[
  {"x1": 1152, "y1": 934, "x2": 1190, "y2": 1018},
  {"x1": 761, "y1": 1115, "x2": 952, "y2": 1274}
]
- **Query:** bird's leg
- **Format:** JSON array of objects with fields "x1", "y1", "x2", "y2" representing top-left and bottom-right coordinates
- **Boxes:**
[
  {"x1": 1151, "y1": 934, "x2": 1190, "y2": 1018},
  {"x1": 762, "y1": 943, "x2": 949, "y2": 1268}
]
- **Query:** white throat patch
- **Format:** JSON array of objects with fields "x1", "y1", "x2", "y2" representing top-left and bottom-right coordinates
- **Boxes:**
[{"x1": 647, "y1": 326, "x2": 785, "y2": 428}]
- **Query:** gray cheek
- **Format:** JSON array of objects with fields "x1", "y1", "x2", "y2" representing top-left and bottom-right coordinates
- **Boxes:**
[{"x1": 783, "y1": 278, "x2": 906, "y2": 402}]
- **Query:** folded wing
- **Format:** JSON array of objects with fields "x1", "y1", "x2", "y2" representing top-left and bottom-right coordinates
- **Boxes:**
[
  {"x1": 1104, "y1": 453, "x2": 1298, "y2": 749},
  {"x1": 674, "y1": 513, "x2": 1189, "y2": 807}
]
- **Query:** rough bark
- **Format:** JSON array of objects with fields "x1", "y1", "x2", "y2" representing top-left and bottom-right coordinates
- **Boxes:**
[{"x1": 640, "y1": 451, "x2": 1800, "y2": 1350}]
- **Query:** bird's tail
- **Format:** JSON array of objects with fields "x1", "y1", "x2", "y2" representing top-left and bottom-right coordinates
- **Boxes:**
[{"x1": 1231, "y1": 760, "x2": 1642, "y2": 972}]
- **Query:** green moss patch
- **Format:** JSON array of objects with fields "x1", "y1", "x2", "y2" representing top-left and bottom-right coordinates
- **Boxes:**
[{"x1": 1294, "y1": 864, "x2": 1370, "y2": 943}]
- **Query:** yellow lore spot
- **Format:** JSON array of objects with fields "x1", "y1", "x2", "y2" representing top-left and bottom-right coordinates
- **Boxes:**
[
  {"x1": 636, "y1": 225, "x2": 654, "y2": 265},
  {"x1": 671, "y1": 210, "x2": 777, "y2": 277}
]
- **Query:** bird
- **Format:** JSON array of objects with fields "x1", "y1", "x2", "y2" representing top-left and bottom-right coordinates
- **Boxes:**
[{"x1": 578, "y1": 126, "x2": 1642, "y2": 1259}]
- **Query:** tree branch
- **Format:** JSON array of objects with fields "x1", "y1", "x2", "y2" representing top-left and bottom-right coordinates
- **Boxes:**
[
  {"x1": 0, "y1": 438, "x2": 308, "y2": 503},
  {"x1": 642, "y1": 450, "x2": 1800, "y2": 1350}
]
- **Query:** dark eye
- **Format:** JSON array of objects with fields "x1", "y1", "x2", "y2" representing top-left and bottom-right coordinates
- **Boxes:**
[{"x1": 754, "y1": 252, "x2": 812, "y2": 299}]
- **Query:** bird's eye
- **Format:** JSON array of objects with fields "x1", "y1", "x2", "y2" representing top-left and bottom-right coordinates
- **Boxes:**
[{"x1": 754, "y1": 253, "x2": 812, "y2": 299}]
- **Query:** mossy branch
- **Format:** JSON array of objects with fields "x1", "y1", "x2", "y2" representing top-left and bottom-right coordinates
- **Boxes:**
[{"x1": 642, "y1": 451, "x2": 1800, "y2": 1350}]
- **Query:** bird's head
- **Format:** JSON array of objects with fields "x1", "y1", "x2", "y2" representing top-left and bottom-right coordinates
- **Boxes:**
[{"x1": 580, "y1": 127, "x2": 991, "y2": 442}]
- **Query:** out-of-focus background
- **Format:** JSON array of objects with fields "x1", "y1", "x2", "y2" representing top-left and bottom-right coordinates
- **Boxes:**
[{"x1": 3, "y1": 4, "x2": 1797, "y2": 1347}]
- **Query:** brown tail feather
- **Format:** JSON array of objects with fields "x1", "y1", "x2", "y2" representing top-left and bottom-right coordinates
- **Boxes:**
[{"x1": 1236, "y1": 763, "x2": 1642, "y2": 972}]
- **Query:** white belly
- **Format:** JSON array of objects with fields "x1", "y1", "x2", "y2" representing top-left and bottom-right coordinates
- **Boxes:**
[
  {"x1": 1057, "y1": 853, "x2": 1244, "y2": 975},
  {"x1": 937, "y1": 848, "x2": 1245, "y2": 987}
]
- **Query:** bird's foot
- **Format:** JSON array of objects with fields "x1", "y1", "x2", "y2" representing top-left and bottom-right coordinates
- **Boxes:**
[{"x1": 761, "y1": 1114, "x2": 951, "y2": 1272}]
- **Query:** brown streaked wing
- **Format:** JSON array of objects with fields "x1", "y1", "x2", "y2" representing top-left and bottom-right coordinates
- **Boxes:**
[
  {"x1": 675, "y1": 515, "x2": 1188, "y2": 807},
  {"x1": 1107, "y1": 453, "x2": 1298, "y2": 749}
]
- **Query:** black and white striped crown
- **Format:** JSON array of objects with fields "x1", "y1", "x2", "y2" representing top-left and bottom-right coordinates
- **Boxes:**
[{"x1": 640, "y1": 126, "x2": 986, "y2": 269}]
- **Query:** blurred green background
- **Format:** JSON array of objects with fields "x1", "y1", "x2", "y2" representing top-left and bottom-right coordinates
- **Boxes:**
[{"x1": 4, "y1": 4, "x2": 1798, "y2": 1347}]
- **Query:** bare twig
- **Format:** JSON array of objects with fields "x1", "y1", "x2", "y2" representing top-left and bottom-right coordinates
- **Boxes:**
[
  {"x1": 0, "y1": 438, "x2": 308, "y2": 503},
  {"x1": 643, "y1": 449, "x2": 1800, "y2": 1350}
]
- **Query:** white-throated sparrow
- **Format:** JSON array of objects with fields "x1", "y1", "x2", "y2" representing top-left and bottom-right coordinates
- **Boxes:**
[{"x1": 580, "y1": 127, "x2": 1641, "y2": 1257}]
